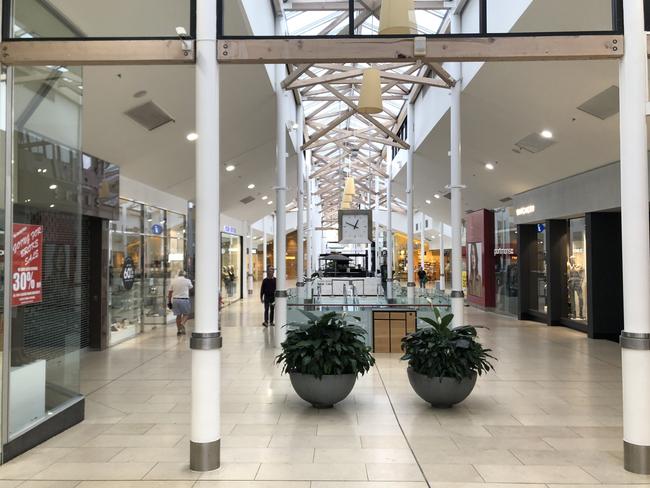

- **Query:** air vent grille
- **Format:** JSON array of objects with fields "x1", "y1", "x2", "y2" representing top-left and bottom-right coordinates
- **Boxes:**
[
  {"x1": 515, "y1": 133, "x2": 556, "y2": 154},
  {"x1": 578, "y1": 85, "x2": 619, "y2": 120},
  {"x1": 499, "y1": 197, "x2": 513, "y2": 203},
  {"x1": 240, "y1": 196, "x2": 255, "y2": 204},
  {"x1": 124, "y1": 101, "x2": 175, "y2": 131}
]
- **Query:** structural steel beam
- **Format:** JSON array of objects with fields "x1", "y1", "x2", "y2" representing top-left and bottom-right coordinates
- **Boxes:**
[
  {"x1": 1, "y1": 40, "x2": 194, "y2": 65},
  {"x1": 218, "y1": 35, "x2": 623, "y2": 64}
]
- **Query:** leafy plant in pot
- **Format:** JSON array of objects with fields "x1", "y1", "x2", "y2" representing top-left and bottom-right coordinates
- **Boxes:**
[
  {"x1": 276, "y1": 311, "x2": 375, "y2": 408},
  {"x1": 401, "y1": 309, "x2": 495, "y2": 408}
]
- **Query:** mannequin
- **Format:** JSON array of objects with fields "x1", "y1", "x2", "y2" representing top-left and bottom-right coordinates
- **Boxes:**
[{"x1": 567, "y1": 255, "x2": 585, "y2": 319}]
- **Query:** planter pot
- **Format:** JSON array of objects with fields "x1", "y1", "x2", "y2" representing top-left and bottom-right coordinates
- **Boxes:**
[
  {"x1": 289, "y1": 372, "x2": 356, "y2": 408},
  {"x1": 407, "y1": 367, "x2": 477, "y2": 408}
]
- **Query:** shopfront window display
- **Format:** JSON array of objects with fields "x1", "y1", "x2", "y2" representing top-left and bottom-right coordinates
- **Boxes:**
[
  {"x1": 530, "y1": 226, "x2": 548, "y2": 314},
  {"x1": 567, "y1": 218, "x2": 587, "y2": 322},
  {"x1": 494, "y1": 207, "x2": 519, "y2": 316},
  {"x1": 108, "y1": 200, "x2": 187, "y2": 345},
  {"x1": 468, "y1": 242, "x2": 483, "y2": 298},
  {"x1": 221, "y1": 233, "x2": 242, "y2": 306}
]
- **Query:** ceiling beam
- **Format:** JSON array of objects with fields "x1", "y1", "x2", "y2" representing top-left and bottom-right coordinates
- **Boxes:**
[{"x1": 218, "y1": 35, "x2": 623, "y2": 64}]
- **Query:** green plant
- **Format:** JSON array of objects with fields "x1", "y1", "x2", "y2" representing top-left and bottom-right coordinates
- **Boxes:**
[
  {"x1": 401, "y1": 309, "x2": 495, "y2": 381},
  {"x1": 276, "y1": 311, "x2": 375, "y2": 378}
]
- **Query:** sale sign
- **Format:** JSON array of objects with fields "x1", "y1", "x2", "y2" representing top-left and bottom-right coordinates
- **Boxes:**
[{"x1": 12, "y1": 224, "x2": 43, "y2": 307}]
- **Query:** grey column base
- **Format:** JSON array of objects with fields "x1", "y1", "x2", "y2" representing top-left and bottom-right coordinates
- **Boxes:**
[
  {"x1": 621, "y1": 332, "x2": 650, "y2": 350},
  {"x1": 451, "y1": 290, "x2": 465, "y2": 298},
  {"x1": 296, "y1": 282, "x2": 305, "y2": 287},
  {"x1": 407, "y1": 282, "x2": 416, "y2": 287},
  {"x1": 624, "y1": 441, "x2": 650, "y2": 474},
  {"x1": 190, "y1": 439, "x2": 220, "y2": 472}
]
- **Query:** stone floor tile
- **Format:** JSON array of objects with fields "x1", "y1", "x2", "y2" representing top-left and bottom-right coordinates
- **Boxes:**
[
  {"x1": 255, "y1": 463, "x2": 367, "y2": 481},
  {"x1": 32, "y1": 463, "x2": 156, "y2": 481},
  {"x1": 474, "y1": 464, "x2": 599, "y2": 483}
]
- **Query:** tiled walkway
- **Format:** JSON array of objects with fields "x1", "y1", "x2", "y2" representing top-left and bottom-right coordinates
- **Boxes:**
[{"x1": 0, "y1": 293, "x2": 647, "y2": 488}]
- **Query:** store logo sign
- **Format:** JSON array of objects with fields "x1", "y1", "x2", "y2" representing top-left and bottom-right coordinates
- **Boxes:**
[
  {"x1": 151, "y1": 224, "x2": 163, "y2": 235},
  {"x1": 494, "y1": 248, "x2": 515, "y2": 256},
  {"x1": 516, "y1": 205, "x2": 535, "y2": 217},
  {"x1": 223, "y1": 225, "x2": 237, "y2": 235}
]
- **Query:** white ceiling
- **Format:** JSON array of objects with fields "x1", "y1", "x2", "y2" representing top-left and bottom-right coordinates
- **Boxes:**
[{"x1": 394, "y1": 58, "x2": 623, "y2": 225}]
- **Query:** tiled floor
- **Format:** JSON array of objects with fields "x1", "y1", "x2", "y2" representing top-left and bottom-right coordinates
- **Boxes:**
[{"x1": 0, "y1": 292, "x2": 646, "y2": 487}]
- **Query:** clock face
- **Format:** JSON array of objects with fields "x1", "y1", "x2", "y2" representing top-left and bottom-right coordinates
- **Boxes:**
[{"x1": 340, "y1": 212, "x2": 370, "y2": 243}]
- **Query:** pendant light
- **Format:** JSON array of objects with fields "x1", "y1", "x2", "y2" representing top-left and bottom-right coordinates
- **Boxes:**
[
  {"x1": 379, "y1": 0, "x2": 416, "y2": 35},
  {"x1": 343, "y1": 176, "x2": 356, "y2": 196},
  {"x1": 358, "y1": 68, "x2": 383, "y2": 114}
]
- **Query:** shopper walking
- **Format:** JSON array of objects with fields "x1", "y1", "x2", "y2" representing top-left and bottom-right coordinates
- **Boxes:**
[
  {"x1": 260, "y1": 266, "x2": 276, "y2": 327},
  {"x1": 167, "y1": 270, "x2": 193, "y2": 336},
  {"x1": 418, "y1": 266, "x2": 427, "y2": 288}
]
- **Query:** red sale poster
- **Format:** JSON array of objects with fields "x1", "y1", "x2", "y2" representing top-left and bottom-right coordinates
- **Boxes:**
[{"x1": 12, "y1": 224, "x2": 43, "y2": 307}]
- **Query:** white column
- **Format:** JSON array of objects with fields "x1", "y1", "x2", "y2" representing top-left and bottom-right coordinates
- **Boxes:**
[
  {"x1": 406, "y1": 103, "x2": 415, "y2": 301},
  {"x1": 263, "y1": 216, "x2": 268, "y2": 277},
  {"x1": 274, "y1": 15, "x2": 288, "y2": 347},
  {"x1": 439, "y1": 222, "x2": 446, "y2": 292},
  {"x1": 243, "y1": 220, "x2": 249, "y2": 297},
  {"x1": 272, "y1": 212, "x2": 277, "y2": 270},
  {"x1": 248, "y1": 224, "x2": 254, "y2": 295},
  {"x1": 296, "y1": 106, "x2": 305, "y2": 299},
  {"x1": 420, "y1": 213, "x2": 425, "y2": 278},
  {"x1": 190, "y1": 0, "x2": 221, "y2": 471},
  {"x1": 375, "y1": 177, "x2": 381, "y2": 276},
  {"x1": 619, "y1": 0, "x2": 650, "y2": 474},
  {"x1": 306, "y1": 149, "x2": 313, "y2": 279},
  {"x1": 449, "y1": 12, "x2": 464, "y2": 327},
  {"x1": 386, "y1": 152, "x2": 394, "y2": 300}
]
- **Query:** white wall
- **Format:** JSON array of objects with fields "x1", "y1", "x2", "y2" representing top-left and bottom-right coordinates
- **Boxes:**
[{"x1": 120, "y1": 175, "x2": 188, "y2": 214}]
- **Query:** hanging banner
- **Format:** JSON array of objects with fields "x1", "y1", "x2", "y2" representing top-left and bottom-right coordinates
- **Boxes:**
[{"x1": 12, "y1": 224, "x2": 44, "y2": 307}]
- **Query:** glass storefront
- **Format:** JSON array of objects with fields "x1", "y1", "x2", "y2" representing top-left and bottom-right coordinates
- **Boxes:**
[
  {"x1": 494, "y1": 208, "x2": 519, "y2": 315},
  {"x1": 108, "y1": 199, "x2": 186, "y2": 346},
  {"x1": 221, "y1": 233, "x2": 242, "y2": 306},
  {"x1": 567, "y1": 217, "x2": 588, "y2": 323},
  {"x1": 9, "y1": 65, "x2": 84, "y2": 438},
  {"x1": 529, "y1": 226, "x2": 548, "y2": 314}
]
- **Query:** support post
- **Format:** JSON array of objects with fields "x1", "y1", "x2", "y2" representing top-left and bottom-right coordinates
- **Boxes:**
[
  {"x1": 439, "y1": 222, "x2": 446, "y2": 292},
  {"x1": 450, "y1": 12, "x2": 464, "y2": 327},
  {"x1": 306, "y1": 149, "x2": 313, "y2": 280},
  {"x1": 386, "y1": 152, "x2": 394, "y2": 301},
  {"x1": 247, "y1": 223, "x2": 254, "y2": 295},
  {"x1": 272, "y1": 212, "x2": 277, "y2": 270},
  {"x1": 296, "y1": 106, "x2": 305, "y2": 299},
  {"x1": 263, "y1": 217, "x2": 268, "y2": 275},
  {"x1": 420, "y1": 212, "x2": 425, "y2": 283},
  {"x1": 274, "y1": 15, "x2": 288, "y2": 347},
  {"x1": 375, "y1": 176, "x2": 381, "y2": 277},
  {"x1": 619, "y1": 0, "x2": 650, "y2": 474},
  {"x1": 190, "y1": 0, "x2": 221, "y2": 471},
  {"x1": 406, "y1": 103, "x2": 415, "y2": 301}
]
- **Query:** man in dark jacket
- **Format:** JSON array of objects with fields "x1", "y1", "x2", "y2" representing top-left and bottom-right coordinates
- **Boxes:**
[{"x1": 260, "y1": 266, "x2": 276, "y2": 327}]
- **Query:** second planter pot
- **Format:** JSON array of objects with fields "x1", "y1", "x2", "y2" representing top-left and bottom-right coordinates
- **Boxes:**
[
  {"x1": 289, "y1": 372, "x2": 356, "y2": 408},
  {"x1": 407, "y1": 367, "x2": 477, "y2": 408}
]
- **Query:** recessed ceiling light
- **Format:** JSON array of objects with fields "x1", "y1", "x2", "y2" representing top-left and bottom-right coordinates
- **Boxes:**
[
  {"x1": 540, "y1": 129, "x2": 553, "y2": 139},
  {"x1": 268, "y1": 201, "x2": 273, "y2": 205},
  {"x1": 42, "y1": 169, "x2": 47, "y2": 173},
  {"x1": 225, "y1": 164, "x2": 236, "y2": 172},
  {"x1": 49, "y1": 184, "x2": 57, "y2": 190},
  {"x1": 484, "y1": 162, "x2": 495, "y2": 171},
  {"x1": 24, "y1": 199, "x2": 31, "y2": 203},
  {"x1": 186, "y1": 132, "x2": 199, "y2": 142},
  {"x1": 49, "y1": 204, "x2": 55, "y2": 208},
  {"x1": 37, "y1": 168, "x2": 42, "y2": 173},
  {"x1": 261, "y1": 195, "x2": 268, "y2": 200},
  {"x1": 434, "y1": 194, "x2": 441, "y2": 199},
  {"x1": 248, "y1": 183, "x2": 255, "y2": 189},
  {"x1": 425, "y1": 199, "x2": 432, "y2": 204}
]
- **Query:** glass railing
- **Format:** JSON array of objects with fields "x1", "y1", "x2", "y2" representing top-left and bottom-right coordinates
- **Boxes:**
[
  {"x1": 218, "y1": 0, "x2": 623, "y2": 39},
  {"x1": 5, "y1": 0, "x2": 195, "y2": 39}
]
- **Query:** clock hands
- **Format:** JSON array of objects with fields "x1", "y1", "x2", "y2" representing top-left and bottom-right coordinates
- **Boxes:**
[{"x1": 345, "y1": 220, "x2": 360, "y2": 230}]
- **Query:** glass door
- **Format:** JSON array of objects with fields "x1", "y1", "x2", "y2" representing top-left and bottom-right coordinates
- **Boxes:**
[
  {"x1": 221, "y1": 233, "x2": 242, "y2": 306},
  {"x1": 143, "y1": 206, "x2": 166, "y2": 326},
  {"x1": 529, "y1": 226, "x2": 548, "y2": 315},
  {"x1": 566, "y1": 218, "x2": 587, "y2": 323}
]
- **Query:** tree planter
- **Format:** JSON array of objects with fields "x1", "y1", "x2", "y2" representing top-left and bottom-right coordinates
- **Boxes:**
[
  {"x1": 407, "y1": 367, "x2": 477, "y2": 408},
  {"x1": 289, "y1": 372, "x2": 356, "y2": 408}
]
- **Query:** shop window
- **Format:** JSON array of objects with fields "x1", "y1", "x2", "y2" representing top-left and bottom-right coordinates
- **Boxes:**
[
  {"x1": 567, "y1": 218, "x2": 587, "y2": 322},
  {"x1": 221, "y1": 233, "x2": 242, "y2": 306},
  {"x1": 494, "y1": 208, "x2": 518, "y2": 315},
  {"x1": 529, "y1": 225, "x2": 547, "y2": 314}
]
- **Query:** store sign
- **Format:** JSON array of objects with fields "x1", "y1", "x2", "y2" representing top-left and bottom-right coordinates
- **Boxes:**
[
  {"x1": 151, "y1": 224, "x2": 163, "y2": 235},
  {"x1": 223, "y1": 225, "x2": 237, "y2": 235},
  {"x1": 122, "y1": 256, "x2": 136, "y2": 291},
  {"x1": 516, "y1": 205, "x2": 536, "y2": 217},
  {"x1": 494, "y1": 248, "x2": 515, "y2": 256},
  {"x1": 12, "y1": 224, "x2": 43, "y2": 307}
]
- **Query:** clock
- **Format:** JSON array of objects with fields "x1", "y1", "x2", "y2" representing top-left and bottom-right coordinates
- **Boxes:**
[{"x1": 338, "y1": 209, "x2": 372, "y2": 244}]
